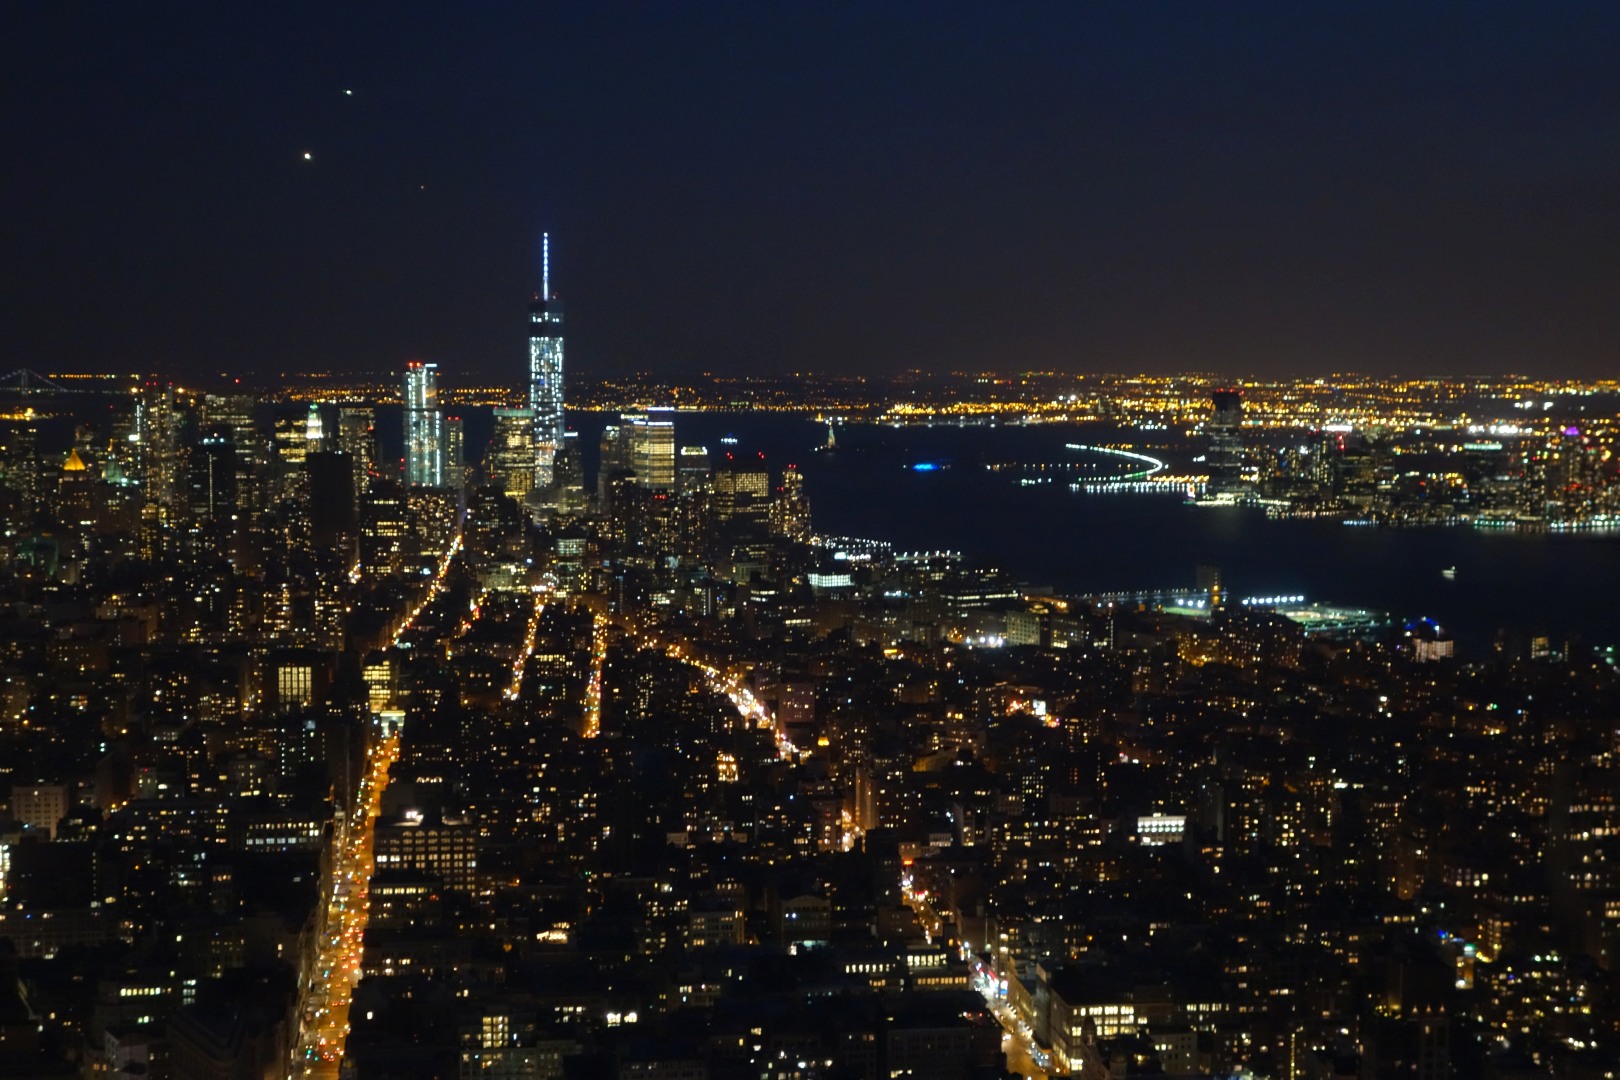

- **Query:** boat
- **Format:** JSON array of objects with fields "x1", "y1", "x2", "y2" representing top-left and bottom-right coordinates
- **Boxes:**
[{"x1": 1441, "y1": 566, "x2": 1457, "y2": 580}]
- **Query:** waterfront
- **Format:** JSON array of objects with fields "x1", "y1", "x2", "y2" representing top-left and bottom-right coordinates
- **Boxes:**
[
  {"x1": 347, "y1": 405, "x2": 1620, "y2": 654},
  {"x1": 583, "y1": 412, "x2": 1620, "y2": 655}
]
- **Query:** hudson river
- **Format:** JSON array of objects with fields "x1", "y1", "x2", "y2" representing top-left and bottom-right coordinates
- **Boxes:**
[{"x1": 572, "y1": 411, "x2": 1620, "y2": 655}]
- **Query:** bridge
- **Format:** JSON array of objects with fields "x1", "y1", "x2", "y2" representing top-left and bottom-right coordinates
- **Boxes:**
[
  {"x1": 0, "y1": 369, "x2": 93, "y2": 395},
  {"x1": 1065, "y1": 442, "x2": 1167, "y2": 479}
]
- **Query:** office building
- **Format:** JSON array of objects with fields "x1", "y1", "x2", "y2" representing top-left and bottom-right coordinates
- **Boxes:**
[
  {"x1": 597, "y1": 422, "x2": 629, "y2": 504},
  {"x1": 677, "y1": 445, "x2": 712, "y2": 496},
  {"x1": 337, "y1": 407, "x2": 376, "y2": 495},
  {"x1": 1208, "y1": 388, "x2": 1245, "y2": 492},
  {"x1": 626, "y1": 408, "x2": 677, "y2": 490},
  {"x1": 540, "y1": 430, "x2": 589, "y2": 518},
  {"x1": 528, "y1": 233, "x2": 565, "y2": 487},
  {"x1": 11, "y1": 784, "x2": 69, "y2": 839},
  {"x1": 374, "y1": 816, "x2": 478, "y2": 891},
  {"x1": 304, "y1": 403, "x2": 325, "y2": 453},
  {"x1": 487, "y1": 408, "x2": 536, "y2": 502},
  {"x1": 306, "y1": 450, "x2": 358, "y2": 550},
  {"x1": 712, "y1": 466, "x2": 771, "y2": 524},
  {"x1": 184, "y1": 426, "x2": 240, "y2": 562},
  {"x1": 199, "y1": 393, "x2": 260, "y2": 524}
]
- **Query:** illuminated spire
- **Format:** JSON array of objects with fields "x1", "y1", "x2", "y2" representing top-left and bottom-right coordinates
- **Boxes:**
[{"x1": 542, "y1": 232, "x2": 550, "y2": 301}]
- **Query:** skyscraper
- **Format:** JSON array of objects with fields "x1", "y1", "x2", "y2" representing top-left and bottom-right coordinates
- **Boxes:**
[
  {"x1": 188, "y1": 429, "x2": 234, "y2": 519},
  {"x1": 1208, "y1": 388, "x2": 1245, "y2": 493},
  {"x1": 306, "y1": 450, "x2": 358, "y2": 552},
  {"x1": 200, "y1": 393, "x2": 260, "y2": 522},
  {"x1": 596, "y1": 422, "x2": 629, "y2": 507},
  {"x1": 488, "y1": 408, "x2": 536, "y2": 502},
  {"x1": 712, "y1": 464, "x2": 771, "y2": 524},
  {"x1": 528, "y1": 233, "x2": 565, "y2": 488},
  {"x1": 337, "y1": 407, "x2": 376, "y2": 496},
  {"x1": 625, "y1": 408, "x2": 676, "y2": 490},
  {"x1": 770, "y1": 465, "x2": 811, "y2": 541},
  {"x1": 304, "y1": 403, "x2": 325, "y2": 453},
  {"x1": 132, "y1": 381, "x2": 180, "y2": 515},
  {"x1": 677, "y1": 445, "x2": 712, "y2": 497},
  {"x1": 403, "y1": 361, "x2": 443, "y2": 487},
  {"x1": 443, "y1": 415, "x2": 465, "y2": 492}
]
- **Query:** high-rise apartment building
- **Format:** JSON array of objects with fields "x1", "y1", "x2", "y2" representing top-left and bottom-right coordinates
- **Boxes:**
[
  {"x1": 443, "y1": 415, "x2": 465, "y2": 492},
  {"x1": 133, "y1": 381, "x2": 181, "y2": 515},
  {"x1": 770, "y1": 465, "x2": 811, "y2": 541},
  {"x1": 403, "y1": 361, "x2": 443, "y2": 487},
  {"x1": 528, "y1": 233, "x2": 565, "y2": 488}
]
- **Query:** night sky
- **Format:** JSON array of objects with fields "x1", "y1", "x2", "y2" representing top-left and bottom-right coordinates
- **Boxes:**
[{"x1": 5, "y1": 3, "x2": 1620, "y2": 382}]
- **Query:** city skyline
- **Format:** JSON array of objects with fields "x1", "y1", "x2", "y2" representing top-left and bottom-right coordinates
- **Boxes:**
[
  {"x1": 6, "y1": 5, "x2": 1620, "y2": 382},
  {"x1": 5, "y1": 9, "x2": 1620, "y2": 1080},
  {"x1": 2, "y1": 359, "x2": 1617, "y2": 1080}
]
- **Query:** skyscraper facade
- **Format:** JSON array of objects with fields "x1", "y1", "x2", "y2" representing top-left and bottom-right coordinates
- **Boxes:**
[
  {"x1": 677, "y1": 445, "x2": 712, "y2": 497},
  {"x1": 304, "y1": 403, "x2": 325, "y2": 453},
  {"x1": 626, "y1": 408, "x2": 677, "y2": 490},
  {"x1": 770, "y1": 465, "x2": 811, "y2": 541},
  {"x1": 403, "y1": 361, "x2": 443, "y2": 487},
  {"x1": 443, "y1": 415, "x2": 465, "y2": 492},
  {"x1": 528, "y1": 233, "x2": 565, "y2": 488},
  {"x1": 488, "y1": 408, "x2": 536, "y2": 502},
  {"x1": 187, "y1": 427, "x2": 236, "y2": 522},
  {"x1": 1208, "y1": 388, "x2": 1245, "y2": 493},
  {"x1": 337, "y1": 407, "x2": 376, "y2": 497}
]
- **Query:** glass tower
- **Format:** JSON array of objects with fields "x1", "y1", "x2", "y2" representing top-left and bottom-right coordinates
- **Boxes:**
[
  {"x1": 403, "y1": 361, "x2": 443, "y2": 487},
  {"x1": 626, "y1": 407, "x2": 677, "y2": 490},
  {"x1": 1207, "y1": 388, "x2": 1244, "y2": 493},
  {"x1": 528, "y1": 233, "x2": 566, "y2": 488},
  {"x1": 489, "y1": 408, "x2": 537, "y2": 501}
]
